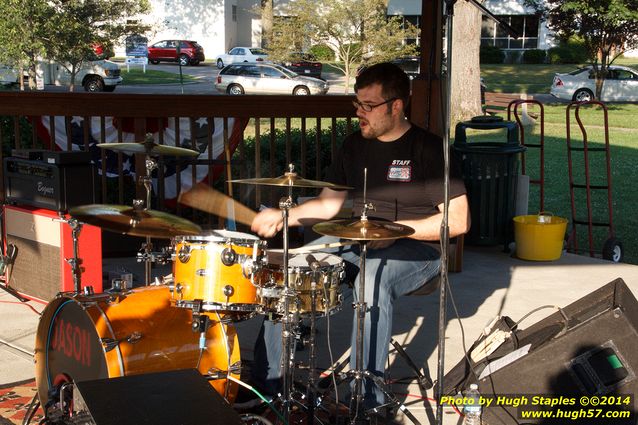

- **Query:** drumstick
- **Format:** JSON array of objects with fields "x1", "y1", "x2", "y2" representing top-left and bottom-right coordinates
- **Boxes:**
[
  {"x1": 288, "y1": 241, "x2": 357, "y2": 254},
  {"x1": 178, "y1": 183, "x2": 257, "y2": 226}
]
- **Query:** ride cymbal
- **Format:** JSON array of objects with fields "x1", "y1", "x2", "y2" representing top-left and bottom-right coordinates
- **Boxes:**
[
  {"x1": 69, "y1": 204, "x2": 202, "y2": 238},
  {"x1": 229, "y1": 173, "x2": 351, "y2": 189},
  {"x1": 98, "y1": 140, "x2": 199, "y2": 157},
  {"x1": 312, "y1": 219, "x2": 415, "y2": 241}
]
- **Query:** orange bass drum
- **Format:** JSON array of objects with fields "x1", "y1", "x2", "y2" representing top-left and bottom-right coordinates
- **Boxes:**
[{"x1": 34, "y1": 286, "x2": 241, "y2": 408}]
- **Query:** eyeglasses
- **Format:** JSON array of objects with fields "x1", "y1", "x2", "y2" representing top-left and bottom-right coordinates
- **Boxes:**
[{"x1": 352, "y1": 97, "x2": 397, "y2": 112}]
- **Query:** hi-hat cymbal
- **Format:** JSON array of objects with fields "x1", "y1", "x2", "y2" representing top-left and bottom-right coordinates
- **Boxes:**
[
  {"x1": 69, "y1": 204, "x2": 202, "y2": 238},
  {"x1": 98, "y1": 141, "x2": 199, "y2": 157},
  {"x1": 229, "y1": 173, "x2": 351, "y2": 189},
  {"x1": 312, "y1": 219, "x2": 415, "y2": 241}
]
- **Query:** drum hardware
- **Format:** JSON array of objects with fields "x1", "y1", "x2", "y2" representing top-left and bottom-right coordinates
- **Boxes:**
[
  {"x1": 100, "y1": 332, "x2": 143, "y2": 352},
  {"x1": 312, "y1": 168, "x2": 419, "y2": 425}
]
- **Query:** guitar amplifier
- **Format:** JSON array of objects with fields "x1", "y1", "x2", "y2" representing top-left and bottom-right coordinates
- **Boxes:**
[
  {"x1": 4, "y1": 155, "x2": 97, "y2": 212},
  {"x1": 3, "y1": 205, "x2": 102, "y2": 302}
]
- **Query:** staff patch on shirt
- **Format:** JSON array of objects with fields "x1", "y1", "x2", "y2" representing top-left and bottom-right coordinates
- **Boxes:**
[{"x1": 387, "y1": 160, "x2": 412, "y2": 181}]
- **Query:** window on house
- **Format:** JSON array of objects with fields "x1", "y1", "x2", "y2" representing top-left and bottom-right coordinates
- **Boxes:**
[
  {"x1": 481, "y1": 15, "x2": 539, "y2": 50},
  {"x1": 232, "y1": 5, "x2": 237, "y2": 22},
  {"x1": 388, "y1": 15, "x2": 421, "y2": 47}
]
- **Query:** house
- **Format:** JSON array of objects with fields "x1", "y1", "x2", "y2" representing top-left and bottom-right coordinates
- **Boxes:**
[{"x1": 123, "y1": 0, "x2": 635, "y2": 61}]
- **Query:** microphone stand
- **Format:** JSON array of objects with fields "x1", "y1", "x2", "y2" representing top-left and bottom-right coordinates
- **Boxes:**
[{"x1": 435, "y1": 2, "x2": 518, "y2": 423}]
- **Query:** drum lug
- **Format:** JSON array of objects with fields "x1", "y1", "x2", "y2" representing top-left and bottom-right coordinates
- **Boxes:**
[
  {"x1": 177, "y1": 244, "x2": 191, "y2": 263},
  {"x1": 223, "y1": 285, "x2": 235, "y2": 297},
  {"x1": 221, "y1": 247, "x2": 237, "y2": 266}
]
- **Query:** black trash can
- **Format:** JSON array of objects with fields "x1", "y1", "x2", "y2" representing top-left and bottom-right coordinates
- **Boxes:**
[{"x1": 453, "y1": 116, "x2": 526, "y2": 248}]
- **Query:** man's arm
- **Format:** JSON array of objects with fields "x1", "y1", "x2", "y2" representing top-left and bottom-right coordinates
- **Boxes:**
[
  {"x1": 251, "y1": 187, "x2": 348, "y2": 238},
  {"x1": 396, "y1": 194, "x2": 470, "y2": 241}
]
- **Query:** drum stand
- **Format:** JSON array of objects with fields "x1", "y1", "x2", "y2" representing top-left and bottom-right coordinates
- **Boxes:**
[{"x1": 278, "y1": 191, "x2": 297, "y2": 425}]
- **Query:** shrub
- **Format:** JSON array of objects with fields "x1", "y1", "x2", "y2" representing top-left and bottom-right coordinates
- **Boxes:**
[
  {"x1": 480, "y1": 45, "x2": 505, "y2": 64},
  {"x1": 239, "y1": 119, "x2": 358, "y2": 182},
  {"x1": 522, "y1": 49, "x2": 547, "y2": 64},
  {"x1": 548, "y1": 39, "x2": 589, "y2": 64},
  {"x1": 309, "y1": 44, "x2": 335, "y2": 61}
]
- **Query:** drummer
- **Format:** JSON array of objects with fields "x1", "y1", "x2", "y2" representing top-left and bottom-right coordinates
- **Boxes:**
[{"x1": 250, "y1": 62, "x2": 470, "y2": 409}]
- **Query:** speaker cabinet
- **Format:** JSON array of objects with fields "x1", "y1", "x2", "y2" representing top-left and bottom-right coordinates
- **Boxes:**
[
  {"x1": 478, "y1": 278, "x2": 638, "y2": 424},
  {"x1": 3, "y1": 205, "x2": 102, "y2": 301},
  {"x1": 71, "y1": 369, "x2": 243, "y2": 425}
]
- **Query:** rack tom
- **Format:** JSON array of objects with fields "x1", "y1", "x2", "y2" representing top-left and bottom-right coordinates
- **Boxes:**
[{"x1": 172, "y1": 230, "x2": 266, "y2": 317}]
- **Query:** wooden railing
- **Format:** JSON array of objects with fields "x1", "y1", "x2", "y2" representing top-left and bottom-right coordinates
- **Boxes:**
[{"x1": 0, "y1": 92, "x2": 357, "y2": 219}]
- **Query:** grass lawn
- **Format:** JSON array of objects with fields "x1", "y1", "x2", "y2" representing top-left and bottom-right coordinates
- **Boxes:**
[
  {"x1": 462, "y1": 102, "x2": 638, "y2": 264},
  {"x1": 482, "y1": 58, "x2": 638, "y2": 94},
  {"x1": 119, "y1": 68, "x2": 198, "y2": 85}
]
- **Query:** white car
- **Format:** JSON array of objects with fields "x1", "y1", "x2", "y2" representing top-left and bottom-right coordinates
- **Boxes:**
[
  {"x1": 215, "y1": 62, "x2": 329, "y2": 95},
  {"x1": 215, "y1": 47, "x2": 268, "y2": 69},
  {"x1": 550, "y1": 65, "x2": 638, "y2": 102}
]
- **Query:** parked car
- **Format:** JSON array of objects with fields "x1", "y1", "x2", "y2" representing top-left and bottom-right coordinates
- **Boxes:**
[
  {"x1": 280, "y1": 52, "x2": 322, "y2": 79},
  {"x1": 0, "y1": 65, "x2": 19, "y2": 85},
  {"x1": 391, "y1": 56, "x2": 420, "y2": 79},
  {"x1": 216, "y1": 47, "x2": 268, "y2": 69},
  {"x1": 147, "y1": 40, "x2": 205, "y2": 66},
  {"x1": 215, "y1": 62, "x2": 329, "y2": 95},
  {"x1": 551, "y1": 65, "x2": 638, "y2": 102}
]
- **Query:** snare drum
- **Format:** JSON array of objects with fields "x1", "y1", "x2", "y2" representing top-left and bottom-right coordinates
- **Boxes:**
[
  {"x1": 255, "y1": 251, "x2": 344, "y2": 317},
  {"x1": 172, "y1": 230, "x2": 265, "y2": 316},
  {"x1": 34, "y1": 286, "x2": 241, "y2": 409}
]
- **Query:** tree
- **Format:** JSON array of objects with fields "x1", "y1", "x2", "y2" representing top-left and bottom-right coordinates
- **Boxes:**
[
  {"x1": 0, "y1": 0, "x2": 49, "y2": 90},
  {"x1": 449, "y1": 1, "x2": 483, "y2": 124},
  {"x1": 0, "y1": 0, "x2": 150, "y2": 91},
  {"x1": 527, "y1": 0, "x2": 638, "y2": 99},
  {"x1": 43, "y1": 0, "x2": 150, "y2": 91},
  {"x1": 266, "y1": 0, "x2": 418, "y2": 93}
]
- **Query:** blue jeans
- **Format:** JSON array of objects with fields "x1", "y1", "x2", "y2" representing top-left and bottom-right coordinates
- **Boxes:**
[{"x1": 252, "y1": 235, "x2": 441, "y2": 405}]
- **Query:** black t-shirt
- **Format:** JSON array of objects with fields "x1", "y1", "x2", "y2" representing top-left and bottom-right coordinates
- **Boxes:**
[{"x1": 325, "y1": 125, "x2": 466, "y2": 221}]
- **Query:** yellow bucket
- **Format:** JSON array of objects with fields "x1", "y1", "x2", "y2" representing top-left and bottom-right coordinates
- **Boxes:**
[{"x1": 513, "y1": 214, "x2": 568, "y2": 261}]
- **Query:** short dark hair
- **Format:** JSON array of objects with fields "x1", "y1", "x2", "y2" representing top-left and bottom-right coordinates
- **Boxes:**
[{"x1": 355, "y1": 62, "x2": 410, "y2": 110}]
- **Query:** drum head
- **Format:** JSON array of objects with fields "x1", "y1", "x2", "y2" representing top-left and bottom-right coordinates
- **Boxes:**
[
  {"x1": 35, "y1": 295, "x2": 110, "y2": 404},
  {"x1": 174, "y1": 229, "x2": 259, "y2": 244}
]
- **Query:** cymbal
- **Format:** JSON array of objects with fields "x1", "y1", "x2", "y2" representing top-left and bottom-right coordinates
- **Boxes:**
[
  {"x1": 312, "y1": 219, "x2": 415, "y2": 241},
  {"x1": 98, "y1": 141, "x2": 199, "y2": 157},
  {"x1": 229, "y1": 173, "x2": 351, "y2": 190},
  {"x1": 69, "y1": 204, "x2": 202, "y2": 238}
]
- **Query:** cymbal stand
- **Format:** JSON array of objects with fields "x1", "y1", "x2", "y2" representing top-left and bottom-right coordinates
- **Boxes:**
[
  {"x1": 136, "y1": 155, "x2": 158, "y2": 285},
  {"x1": 278, "y1": 183, "x2": 296, "y2": 425},
  {"x1": 65, "y1": 218, "x2": 84, "y2": 294}
]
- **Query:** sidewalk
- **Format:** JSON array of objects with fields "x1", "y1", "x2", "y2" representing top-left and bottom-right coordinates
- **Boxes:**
[{"x1": 2, "y1": 246, "x2": 638, "y2": 424}]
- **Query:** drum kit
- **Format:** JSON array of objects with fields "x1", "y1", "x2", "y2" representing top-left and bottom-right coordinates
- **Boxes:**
[{"x1": 33, "y1": 137, "x2": 419, "y2": 425}]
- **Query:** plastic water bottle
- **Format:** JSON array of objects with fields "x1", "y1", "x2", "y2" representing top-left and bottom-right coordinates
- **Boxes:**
[{"x1": 463, "y1": 383, "x2": 482, "y2": 425}]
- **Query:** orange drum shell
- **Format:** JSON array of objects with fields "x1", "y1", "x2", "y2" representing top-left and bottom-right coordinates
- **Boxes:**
[
  {"x1": 173, "y1": 240, "x2": 260, "y2": 311},
  {"x1": 34, "y1": 286, "x2": 240, "y2": 406}
]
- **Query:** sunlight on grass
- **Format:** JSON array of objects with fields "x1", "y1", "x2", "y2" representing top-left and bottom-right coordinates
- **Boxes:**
[{"x1": 120, "y1": 68, "x2": 198, "y2": 85}]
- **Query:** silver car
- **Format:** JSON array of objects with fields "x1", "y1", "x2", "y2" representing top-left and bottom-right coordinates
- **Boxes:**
[
  {"x1": 550, "y1": 65, "x2": 638, "y2": 102},
  {"x1": 215, "y1": 62, "x2": 329, "y2": 95}
]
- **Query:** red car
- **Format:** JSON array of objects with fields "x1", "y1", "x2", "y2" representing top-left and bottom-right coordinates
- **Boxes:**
[{"x1": 147, "y1": 40, "x2": 205, "y2": 66}]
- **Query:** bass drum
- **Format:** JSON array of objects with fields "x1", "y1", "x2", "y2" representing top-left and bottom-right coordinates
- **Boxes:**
[{"x1": 34, "y1": 286, "x2": 240, "y2": 408}]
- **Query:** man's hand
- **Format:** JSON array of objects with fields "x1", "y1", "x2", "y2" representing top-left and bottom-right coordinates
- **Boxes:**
[{"x1": 251, "y1": 208, "x2": 283, "y2": 238}]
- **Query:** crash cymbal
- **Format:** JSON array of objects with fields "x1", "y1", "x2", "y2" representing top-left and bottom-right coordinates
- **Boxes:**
[
  {"x1": 69, "y1": 204, "x2": 202, "y2": 238},
  {"x1": 312, "y1": 219, "x2": 415, "y2": 241},
  {"x1": 98, "y1": 140, "x2": 199, "y2": 157},
  {"x1": 229, "y1": 173, "x2": 351, "y2": 190}
]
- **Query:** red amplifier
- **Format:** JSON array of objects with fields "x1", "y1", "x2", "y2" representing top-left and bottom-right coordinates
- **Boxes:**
[{"x1": 3, "y1": 205, "x2": 103, "y2": 302}]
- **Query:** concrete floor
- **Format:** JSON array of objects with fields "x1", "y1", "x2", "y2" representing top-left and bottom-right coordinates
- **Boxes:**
[{"x1": 2, "y1": 245, "x2": 638, "y2": 424}]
